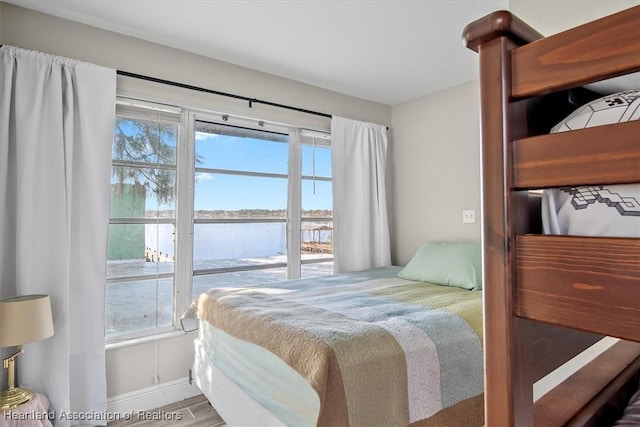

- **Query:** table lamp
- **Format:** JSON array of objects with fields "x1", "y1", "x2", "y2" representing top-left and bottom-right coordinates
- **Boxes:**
[{"x1": 0, "y1": 295, "x2": 54, "y2": 410}]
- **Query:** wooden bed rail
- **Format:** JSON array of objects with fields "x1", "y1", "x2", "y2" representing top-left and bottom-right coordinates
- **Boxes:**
[
  {"x1": 534, "y1": 340, "x2": 640, "y2": 426},
  {"x1": 516, "y1": 235, "x2": 640, "y2": 343},
  {"x1": 464, "y1": 6, "x2": 640, "y2": 99},
  {"x1": 513, "y1": 121, "x2": 640, "y2": 189},
  {"x1": 511, "y1": 5, "x2": 640, "y2": 99}
]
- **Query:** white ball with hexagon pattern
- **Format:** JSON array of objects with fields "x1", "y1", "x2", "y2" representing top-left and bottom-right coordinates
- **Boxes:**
[{"x1": 542, "y1": 88, "x2": 640, "y2": 237}]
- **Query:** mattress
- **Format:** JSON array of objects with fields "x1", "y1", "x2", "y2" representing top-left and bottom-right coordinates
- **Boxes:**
[
  {"x1": 196, "y1": 321, "x2": 319, "y2": 426},
  {"x1": 193, "y1": 336, "x2": 299, "y2": 427},
  {"x1": 183, "y1": 266, "x2": 484, "y2": 427}
]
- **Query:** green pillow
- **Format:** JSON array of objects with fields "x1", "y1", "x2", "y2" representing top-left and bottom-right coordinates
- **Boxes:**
[{"x1": 397, "y1": 241, "x2": 482, "y2": 290}]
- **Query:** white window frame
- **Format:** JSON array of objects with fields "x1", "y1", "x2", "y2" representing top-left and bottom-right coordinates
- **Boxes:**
[
  {"x1": 107, "y1": 98, "x2": 332, "y2": 346},
  {"x1": 295, "y1": 130, "x2": 333, "y2": 279},
  {"x1": 106, "y1": 99, "x2": 184, "y2": 344}
]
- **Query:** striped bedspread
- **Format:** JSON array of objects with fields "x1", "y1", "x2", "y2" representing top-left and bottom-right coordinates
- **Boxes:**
[{"x1": 183, "y1": 266, "x2": 484, "y2": 427}]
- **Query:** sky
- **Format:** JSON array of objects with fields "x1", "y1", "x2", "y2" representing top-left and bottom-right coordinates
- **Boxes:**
[
  {"x1": 112, "y1": 119, "x2": 332, "y2": 212},
  {"x1": 193, "y1": 131, "x2": 332, "y2": 211}
]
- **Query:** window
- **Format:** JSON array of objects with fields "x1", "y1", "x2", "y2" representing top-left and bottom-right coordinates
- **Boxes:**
[
  {"x1": 300, "y1": 135, "x2": 333, "y2": 278},
  {"x1": 106, "y1": 103, "x2": 180, "y2": 340},
  {"x1": 190, "y1": 121, "x2": 290, "y2": 298},
  {"x1": 189, "y1": 121, "x2": 333, "y2": 299},
  {"x1": 106, "y1": 101, "x2": 333, "y2": 342}
]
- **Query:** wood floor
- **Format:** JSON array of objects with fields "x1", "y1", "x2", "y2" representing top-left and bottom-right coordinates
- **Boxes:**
[{"x1": 107, "y1": 395, "x2": 227, "y2": 427}]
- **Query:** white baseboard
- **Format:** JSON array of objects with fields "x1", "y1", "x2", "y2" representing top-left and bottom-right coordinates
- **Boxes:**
[{"x1": 107, "y1": 376, "x2": 202, "y2": 415}]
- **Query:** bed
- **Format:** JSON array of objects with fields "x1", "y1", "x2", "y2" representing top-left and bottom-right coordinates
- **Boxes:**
[
  {"x1": 182, "y1": 239, "x2": 601, "y2": 426},
  {"x1": 182, "y1": 262, "x2": 486, "y2": 427},
  {"x1": 463, "y1": 5, "x2": 640, "y2": 426}
]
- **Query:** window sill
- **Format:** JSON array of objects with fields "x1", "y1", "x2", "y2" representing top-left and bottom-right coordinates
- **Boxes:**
[{"x1": 105, "y1": 329, "x2": 193, "y2": 351}]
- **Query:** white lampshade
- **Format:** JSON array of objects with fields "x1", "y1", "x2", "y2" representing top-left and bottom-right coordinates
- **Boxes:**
[{"x1": 0, "y1": 295, "x2": 54, "y2": 347}]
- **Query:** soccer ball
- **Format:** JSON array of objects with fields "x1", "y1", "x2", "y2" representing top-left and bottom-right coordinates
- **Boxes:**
[
  {"x1": 552, "y1": 88, "x2": 640, "y2": 132},
  {"x1": 542, "y1": 88, "x2": 640, "y2": 237}
]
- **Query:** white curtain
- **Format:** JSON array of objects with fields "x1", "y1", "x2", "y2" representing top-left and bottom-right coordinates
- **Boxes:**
[
  {"x1": 331, "y1": 116, "x2": 391, "y2": 273},
  {"x1": 0, "y1": 46, "x2": 116, "y2": 426}
]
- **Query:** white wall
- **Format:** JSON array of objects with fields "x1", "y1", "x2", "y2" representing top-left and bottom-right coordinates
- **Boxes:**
[
  {"x1": 389, "y1": 80, "x2": 482, "y2": 265},
  {"x1": 0, "y1": 2, "x2": 390, "y2": 132},
  {"x1": 105, "y1": 334, "x2": 196, "y2": 395},
  {"x1": 388, "y1": 0, "x2": 640, "y2": 265},
  {"x1": 509, "y1": 0, "x2": 640, "y2": 36},
  {"x1": 0, "y1": 1, "x2": 390, "y2": 398}
]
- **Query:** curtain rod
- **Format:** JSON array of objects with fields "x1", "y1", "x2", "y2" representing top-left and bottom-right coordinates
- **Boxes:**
[
  {"x1": 117, "y1": 70, "x2": 333, "y2": 119},
  {"x1": 0, "y1": 46, "x2": 382, "y2": 128}
]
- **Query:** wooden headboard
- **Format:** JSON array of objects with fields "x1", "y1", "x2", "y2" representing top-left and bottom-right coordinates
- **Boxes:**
[{"x1": 463, "y1": 6, "x2": 640, "y2": 426}]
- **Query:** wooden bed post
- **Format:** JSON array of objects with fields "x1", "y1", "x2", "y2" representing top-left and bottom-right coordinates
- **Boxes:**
[
  {"x1": 463, "y1": 12, "x2": 543, "y2": 426},
  {"x1": 465, "y1": 6, "x2": 640, "y2": 426},
  {"x1": 480, "y1": 35, "x2": 536, "y2": 427},
  {"x1": 481, "y1": 37, "x2": 533, "y2": 427}
]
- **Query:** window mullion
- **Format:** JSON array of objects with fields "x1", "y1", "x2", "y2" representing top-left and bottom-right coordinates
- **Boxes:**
[
  {"x1": 173, "y1": 111, "x2": 196, "y2": 325},
  {"x1": 287, "y1": 129, "x2": 302, "y2": 279}
]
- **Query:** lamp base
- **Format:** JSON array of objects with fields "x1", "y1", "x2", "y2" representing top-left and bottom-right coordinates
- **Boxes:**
[{"x1": 0, "y1": 387, "x2": 34, "y2": 410}]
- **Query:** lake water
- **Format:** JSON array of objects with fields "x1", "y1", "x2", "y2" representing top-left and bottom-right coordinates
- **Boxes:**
[
  {"x1": 106, "y1": 222, "x2": 333, "y2": 338},
  {"x1": 144, "y1": 222, "x2": 332, "y2": 261}
]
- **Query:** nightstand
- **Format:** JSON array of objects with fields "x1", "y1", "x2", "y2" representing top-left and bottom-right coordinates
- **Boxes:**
[{"x1": 1, "y1": 393, "x2": 52, "y2": 427}]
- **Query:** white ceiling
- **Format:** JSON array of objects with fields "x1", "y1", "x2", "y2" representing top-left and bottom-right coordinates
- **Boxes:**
[{"x1": 4, "y1": 0, "x2": 508, "y2": 105}]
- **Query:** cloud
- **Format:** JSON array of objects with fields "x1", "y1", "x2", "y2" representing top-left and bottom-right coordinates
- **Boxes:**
[
  {"x1": 195, "y1": 132, "x2": 219, "y2": 141},
  {"x1": 195, "y1": 172, "x2": 214, "y2": 181}
]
